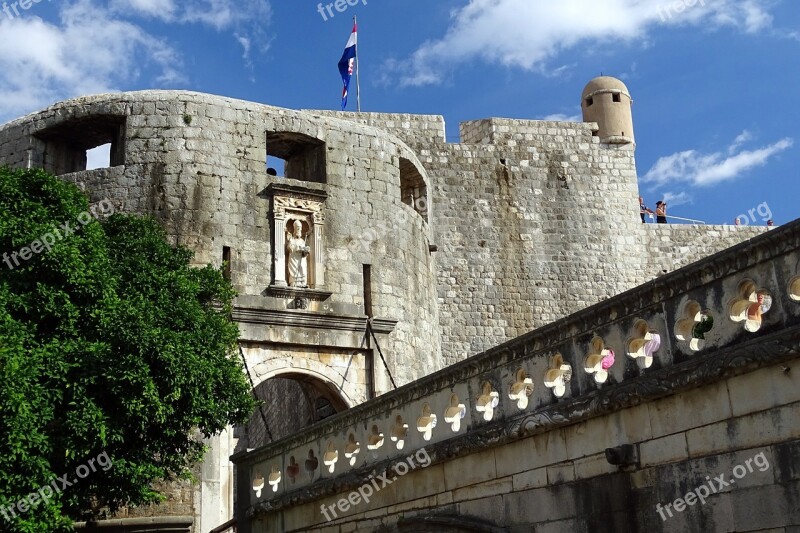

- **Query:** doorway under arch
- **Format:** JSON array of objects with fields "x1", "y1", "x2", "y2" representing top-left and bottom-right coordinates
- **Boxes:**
[{"x1": 244, "y1": 372, "x2": 349, "y2": 449}]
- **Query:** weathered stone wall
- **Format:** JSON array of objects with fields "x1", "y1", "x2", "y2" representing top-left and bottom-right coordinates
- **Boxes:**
[
  {"x1": 643, "y1": 224, "x2": 767, "y2": 272},
  {"x1": 0, "y1": 92, "x2": 442, "y2": 385},
  {"x1": 276, "y1": 360, "x2": 799, "y2": 532},
  {"x1": 424, "y1": 120, "x2": 642, "y2": 363},
  {"x1": 13, "y1": 98, "x2": 758, "y2": 371},
  {"x1": 304, "y1": 110, "x2": 447, "y2": 148},
  {"x1": 305, "y1": 114, "x2": 766, "y2": 364},
  {"x1": 0, "y1": 91, "x2": 774, "y2": 532},
  {"x1": 113, "y1": 477, "x2": 195, "y2": 520}
]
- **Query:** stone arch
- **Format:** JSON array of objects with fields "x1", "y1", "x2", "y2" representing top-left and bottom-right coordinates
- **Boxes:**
[
  {"x1": 244, "y1": 367, "x2": 353, "y2": 449},
  {"x1": 397, "y1": 146, "x2": 430, "y2": 224},
  {"x1": 240, "y1": 348, "x2": 362, "y2": 448},
  {"x1": 248, "y1": 359, "x2": 360, "y2": 408},
  {"x1": 252, "y1": 367, "x2": 354, "y2": 410}
]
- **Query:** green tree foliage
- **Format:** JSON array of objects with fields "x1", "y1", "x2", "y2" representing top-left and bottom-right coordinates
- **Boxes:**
[{"x1": 0, "y1": 167, "x2": 255, "y2": 531}]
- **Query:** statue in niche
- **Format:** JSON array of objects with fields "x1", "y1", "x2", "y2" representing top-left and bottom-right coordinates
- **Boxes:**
[{"x1": 286, "y1": 219, "x2": 311, "y2": 288}]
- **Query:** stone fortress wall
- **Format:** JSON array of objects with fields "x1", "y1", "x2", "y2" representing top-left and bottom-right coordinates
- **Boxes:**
[
  {"x1": 0, "y1": 77, "x2": 768, "y2": 530},
  {"x1": 0, "y1": 92, "x2": 442, "y2": 385},
  {"x1": 0, "y1": 92, "x2": 443, "y2": 530},
  {"x1": 312, "y1": 79, "x2": 766, "y2": 364}
]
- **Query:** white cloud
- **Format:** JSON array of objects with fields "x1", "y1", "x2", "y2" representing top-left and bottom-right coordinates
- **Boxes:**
[
  {"x1": 643, "y1": 135, "x2": 794, "y2": 187},
  {"x1": 661, "y1": 191, "x2": 691, "y2": 207},
  {"x1": 111, "y1": 0, "x2": 271, "y2": 31},
  {"x1": 540, "y1": 113, "x2": 582, "y2": 122},
  {"x1": 111, "y1": 0, "x2": 177, "y2": 20},
  {"x1": 0, "y1": 0, "x2": 184, "y2": 124},
  {"x1": 390, "y1": 0, "x2": 774, "y2": 86},
  {"x1": 0, "y1": 0, "x2": 274, "y2": 124},
  {"x1": 235, "y1": 33, "x2": 252, "y2": 60},
  {"x1": 729, "y1": 130, "x2": 754, "y2": 153}
]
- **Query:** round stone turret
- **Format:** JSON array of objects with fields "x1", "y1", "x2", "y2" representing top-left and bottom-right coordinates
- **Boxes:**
[{"x1": 581, "y1": 76, "x2": 635, "y2": 145}]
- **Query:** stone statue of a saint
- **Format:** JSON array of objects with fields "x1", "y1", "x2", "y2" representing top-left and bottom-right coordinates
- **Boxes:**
[{"x1": 287, "y1": 220, "x2": 311, "y2": 288}]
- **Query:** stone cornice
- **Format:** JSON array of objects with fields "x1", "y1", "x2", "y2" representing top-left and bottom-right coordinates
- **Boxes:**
[
  {"x1": 263, "y1": 286, "x2": 332, "y2": 301},
  {"x1": 265, "y1": 182, "x2": 328, "y2": 202},
  {"x1": 233, "y1": 305, "x2": 397, "y2": 335}
]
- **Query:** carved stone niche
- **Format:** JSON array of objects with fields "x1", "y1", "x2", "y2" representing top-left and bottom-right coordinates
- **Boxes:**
[{"x1": 266, "y1": 185, "x2": 329, "y2": 304}]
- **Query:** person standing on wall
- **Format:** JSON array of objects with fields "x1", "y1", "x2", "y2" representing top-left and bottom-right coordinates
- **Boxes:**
[
  {"x1": 639, "y1": 197, "x2": 654, "y2": 223},
  {"x1": 655, "y1": 201, "x2": 667, "y2": 224}
]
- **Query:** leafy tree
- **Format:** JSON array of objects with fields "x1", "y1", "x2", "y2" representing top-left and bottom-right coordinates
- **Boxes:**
[{"x1": 0, "y1": 167, "x2": 255, "y2": 531}]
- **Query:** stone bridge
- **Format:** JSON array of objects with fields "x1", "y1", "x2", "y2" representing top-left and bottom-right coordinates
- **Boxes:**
[{"x1": 233, "y1": 219, "x2": 800, "y2": 532}]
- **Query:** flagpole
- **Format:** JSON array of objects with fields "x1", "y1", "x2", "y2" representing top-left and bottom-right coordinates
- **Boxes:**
[{"x1": 354, "y1": 15, "x2": 361, "y2": 112}]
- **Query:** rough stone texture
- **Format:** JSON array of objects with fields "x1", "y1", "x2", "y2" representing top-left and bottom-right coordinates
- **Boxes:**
[
  {"x1": 0, "y1": 91, "x2": 441, "y2": 386},
  {"x1": 306, "y1": 112, "x2": 766, "y2": 364},
  {"x1": 0, "y1": 89, "x2": 773, "y2": 531},
  {"x1": 0, "y1": 92, "x2": 766, "y2": 373}
]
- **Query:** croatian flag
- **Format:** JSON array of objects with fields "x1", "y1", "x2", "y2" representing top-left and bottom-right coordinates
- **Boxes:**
[{"x1": 338, "y1": 22, "x2": 357, "y2": 111}]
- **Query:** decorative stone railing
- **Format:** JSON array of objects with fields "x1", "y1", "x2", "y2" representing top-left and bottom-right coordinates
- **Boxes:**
[{"x1": 233, "y1": 219, "x2": 800, "y2": 519}]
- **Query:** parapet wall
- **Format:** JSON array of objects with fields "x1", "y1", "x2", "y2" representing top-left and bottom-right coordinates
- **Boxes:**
[
  {"x1": 305, "y1": 110, "x2": 447, "y2": 147},
  {"x1": 458, "y1": 118, "x2": 597, "y2": 146}
]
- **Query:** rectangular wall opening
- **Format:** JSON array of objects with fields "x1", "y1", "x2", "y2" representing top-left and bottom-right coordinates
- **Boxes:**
[
  {"x1": 86, "y1": 143, "x2": 111, "y2": 170},
  {"x1": 363, "y1": 264, "x2": 373, "y2": 318},
  {"x1": 34, "y1": 115, "x2": 126, "y2": 175},
  {"x1": 222, "y1": 246, "x2": 232, "y2": 281},
  {"x1": 265, "y1": 131, "x2": 326, "y2": 183}
]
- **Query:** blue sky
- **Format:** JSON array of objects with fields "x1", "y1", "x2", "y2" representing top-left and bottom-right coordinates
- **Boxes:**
[{"x1": 1, "y1": 0, "x2": 797, "y2": 225}]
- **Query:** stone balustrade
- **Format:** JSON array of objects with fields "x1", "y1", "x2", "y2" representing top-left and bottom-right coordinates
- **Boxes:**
[{"x1": 233, "y1": 219, "x2": 800, "y2": 522}]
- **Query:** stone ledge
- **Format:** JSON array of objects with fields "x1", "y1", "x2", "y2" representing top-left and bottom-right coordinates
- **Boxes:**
[
  {"x1": 264, "y1": 182, "x2": 328, "y2": 202},
  {"x1": 233, "y1": 305, "x2": 397, "y2": 335},
  {"x1": 74, "y1": 516, "x2": 193, "y2": 533},
  {"x1": 264, "y1": 286, "x2": 332, "y2": 302}
]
